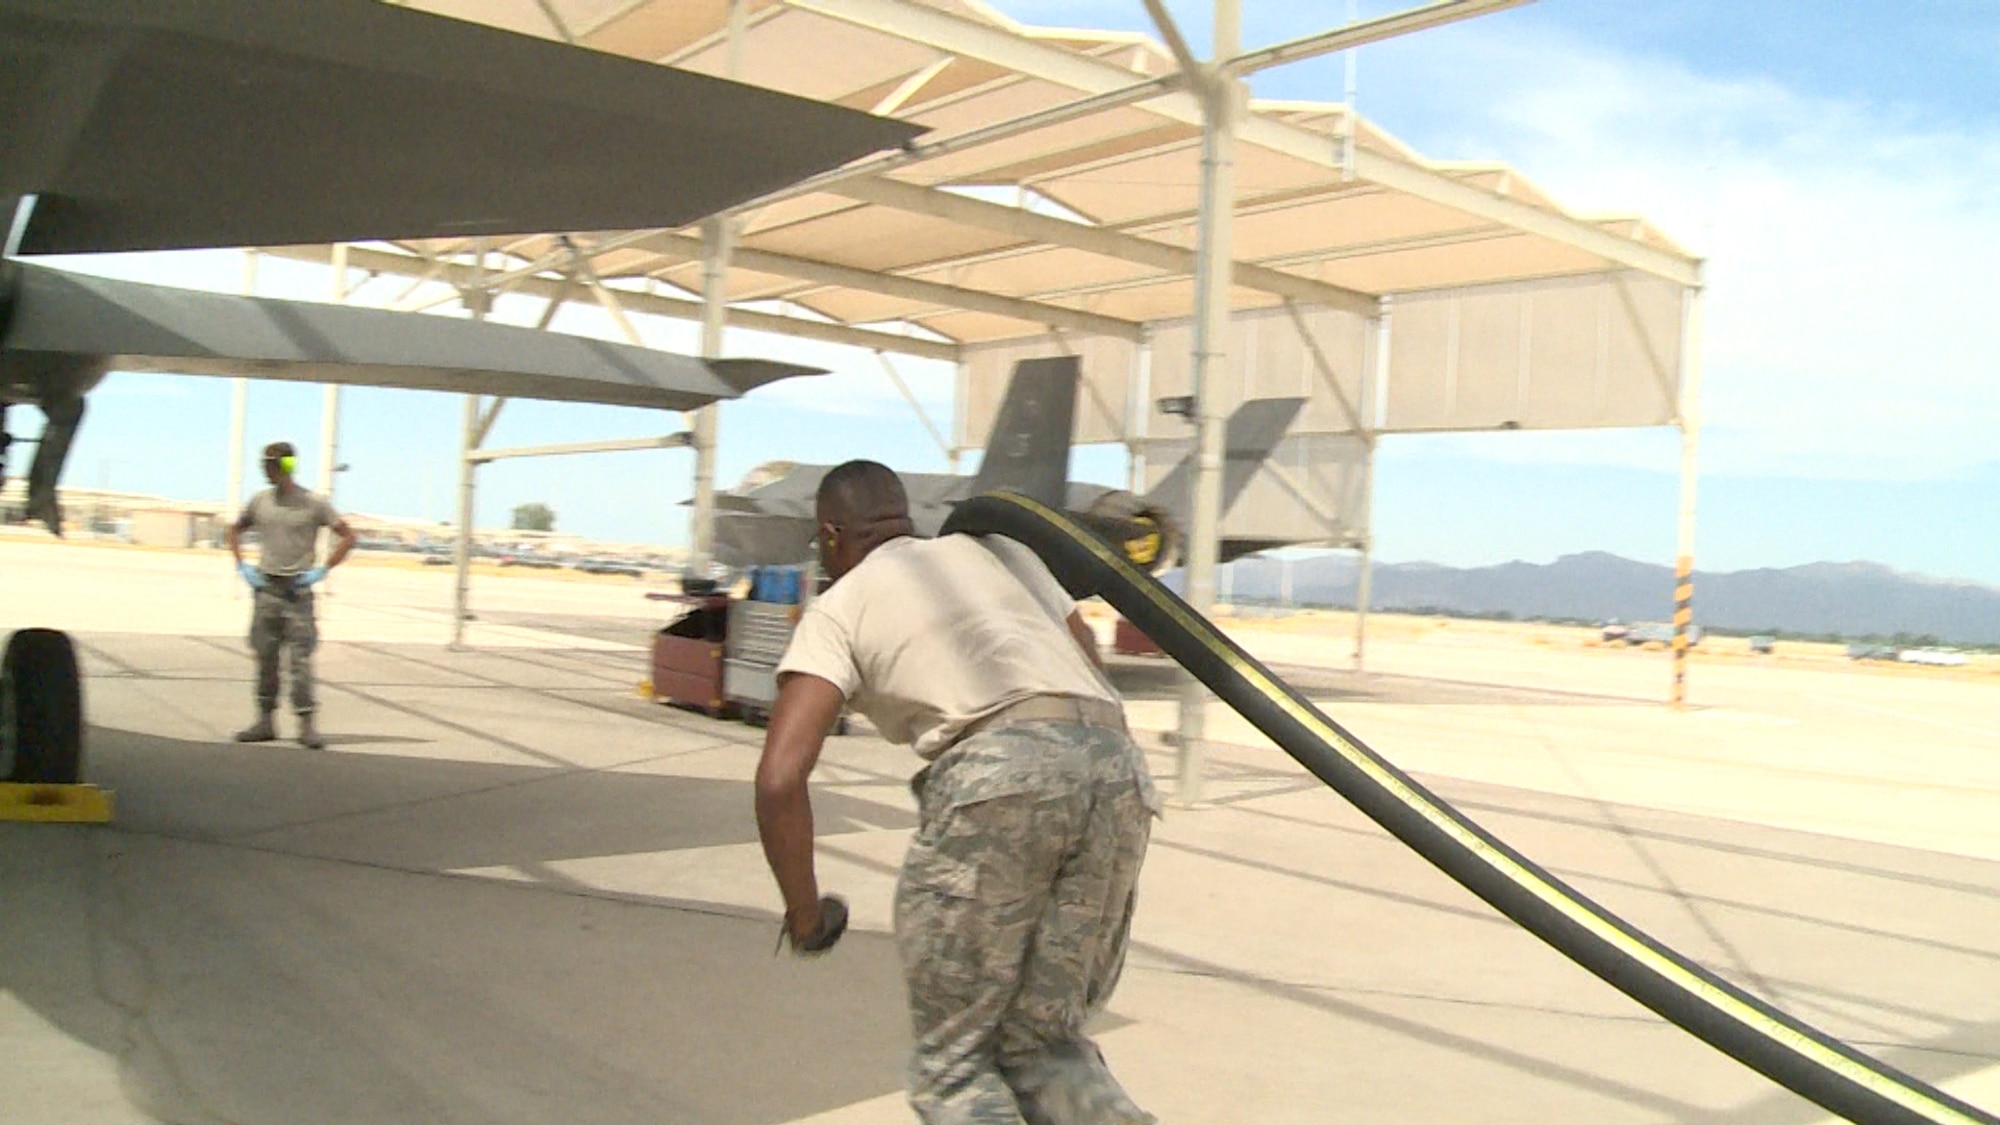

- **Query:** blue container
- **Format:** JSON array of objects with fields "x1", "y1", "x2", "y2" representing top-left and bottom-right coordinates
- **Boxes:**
[
  {"x1": 773, "y1": 566, "x2": 801, "y2": 604},
  {"x1": 743, "y1": 566, "x2": 803, "y2": 603}
]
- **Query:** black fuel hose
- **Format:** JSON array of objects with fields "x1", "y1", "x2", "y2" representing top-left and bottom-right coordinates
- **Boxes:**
[{"x1": 942, "y1": 491, "x2": 1997, "y2": 1125}]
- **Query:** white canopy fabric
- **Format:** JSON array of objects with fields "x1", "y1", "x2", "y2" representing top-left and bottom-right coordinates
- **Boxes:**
[{"x1": 378, "y1": 0, "x2": 1697, "y2": 425}]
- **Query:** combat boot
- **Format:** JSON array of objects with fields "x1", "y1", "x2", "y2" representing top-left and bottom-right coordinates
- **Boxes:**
[
  {"x1": 235, "y1": 712, "x2": 276, "y2": 742},
  {"x1": 297, "y1": 713, "x2": 325, "y2": 750}
]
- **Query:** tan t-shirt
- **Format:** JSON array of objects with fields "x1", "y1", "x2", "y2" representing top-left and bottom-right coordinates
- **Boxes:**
[
  {"x1": 776, "y1": 534, "x2": 1118, "y2": 759},
  {"x1": 242, "y1": 487, "x2": 339, "y2": 576}
]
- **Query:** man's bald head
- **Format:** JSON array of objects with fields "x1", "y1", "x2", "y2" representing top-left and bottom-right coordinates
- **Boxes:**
[
  {"x1": 816, "y1": 460, "x2": 914, "y2": 580},
  {"x1": 818, "y1": 460, "x2": 908, "y2": 523}
]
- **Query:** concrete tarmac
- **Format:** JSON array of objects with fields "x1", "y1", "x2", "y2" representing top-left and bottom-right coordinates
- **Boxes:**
[{"x1": 3, "y1": 538, "x2": 1998, "y2": 1123}]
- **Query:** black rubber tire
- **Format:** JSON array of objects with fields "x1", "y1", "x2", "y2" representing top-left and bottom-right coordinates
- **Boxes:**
[{"x1": 2, "y1": 628, "x2": 84, "y2": 784}]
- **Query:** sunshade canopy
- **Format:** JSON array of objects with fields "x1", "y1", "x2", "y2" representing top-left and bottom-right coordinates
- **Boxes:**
[{"x1": 362, "y1": 0, "x2": 1696, "y2": 349}]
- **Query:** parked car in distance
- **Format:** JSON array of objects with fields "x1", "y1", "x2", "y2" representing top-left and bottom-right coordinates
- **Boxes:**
[{"x1": 576, "y1": 557, "x2": 645, "y2": 578}]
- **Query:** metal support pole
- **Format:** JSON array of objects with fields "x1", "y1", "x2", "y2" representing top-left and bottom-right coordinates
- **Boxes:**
[
  {"x1": 1128, "y1": 331, "x2": 1151, "y2": 493},
  {"x1": 318, "y1": 393, "x2": 342, "y2": 495},
  {"x1": 876, "y1": 351, "x2": 953, "y2": 460},
  {"x1": 226, "y1": 380, "x2": 248, "y2": 512},
  {"x1": 1224, "y1": 0, "x2": 1528, "y2": 78},
  {"x1": 467, "y1": 433, "x2": 691, "y2": 464},
  {"x1": 1353, "y1": 442, "x2": 1378, "y2": 670},
  {"x1": 1671, "y1": 284, "x2": 1706, "y2": 707},
  {"x1": 690, "y1": 0, "x2": 746, "y2": 573},
  {"x1": 319, "y1": 244, "x2": 348, "y2": 501},
  {"x1": 451, "y1": 249, "x2": 490, "y2": 650},
  {"x1": 1340, "y1": 0, "x2": 1360, "y2": 181},
  {"x1": 1354, "y1": 537, "x2": 1374, "y2": 669},
  {"x1": 1174, "y1": 0, "x2": 1241, "y2": 806},
  {"x1": 312, "y1": 246, "x2": 350, "y2": 599},
  {"x1": 1357, "y1": 306, "x2": 1389, "y2": 669},
  {"x1": 226, "y1": 251, "x2": 256, "y2": 518},
  {"x1": 475, "y1": 397, "x2": 509, "y2": 447},
  {"x1": 949, "y1": 357, "x2": 968, "y2": 476},
  {"x1": 692, "y1": 218, "x2": 734, "y2": 572},
  {"x1": 452, "y1": 394, "x2": 480, "y2": 649}
]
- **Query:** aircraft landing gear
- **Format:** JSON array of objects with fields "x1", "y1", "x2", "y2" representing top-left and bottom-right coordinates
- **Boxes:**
[
  {"x1": 2, "y1": 628, "x2": 84, "y2": 784},
  {"x1": 0, "y1": 627, "x2": 109, "y2": 822}
]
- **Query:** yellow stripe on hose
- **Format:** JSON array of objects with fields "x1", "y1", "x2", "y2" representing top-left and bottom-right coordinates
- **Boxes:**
[{"x1": 989, "y1": 491, "x2": 1986, "y2": 1125}]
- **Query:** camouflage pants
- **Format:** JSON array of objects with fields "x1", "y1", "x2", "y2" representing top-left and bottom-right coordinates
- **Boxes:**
[
  {"x1": 249, "y1": 585, "x2": 318, "y2": 715},
  {"x1": 897, "y1": 719, "x2": 1160, "y2": 1125}
]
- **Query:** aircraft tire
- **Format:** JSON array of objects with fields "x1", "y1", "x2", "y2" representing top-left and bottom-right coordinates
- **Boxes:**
[
  {"x1": 2, "y1": 628, "x2": 84, "y2": 785},
  {"x1": 942, "y1": 491, "x2": 1996, "y2": 1125}
]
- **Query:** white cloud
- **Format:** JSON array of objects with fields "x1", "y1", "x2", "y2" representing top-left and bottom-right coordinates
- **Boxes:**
[{"x1": 1394, "y1": 27, "x2": 2000, "y2": 482}]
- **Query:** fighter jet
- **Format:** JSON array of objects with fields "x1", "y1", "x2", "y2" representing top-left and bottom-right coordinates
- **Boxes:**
[
  {"x1": 706, "y1": 355, "x2": 1308, "y2": 574},
  {"x1": 0, "y1": 0, "x2": 925, "y2": 782}
]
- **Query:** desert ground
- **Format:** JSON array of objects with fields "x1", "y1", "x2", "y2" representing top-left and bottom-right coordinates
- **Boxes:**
[{"x1": 4, "y1": 532, "x2": 1997, "y2": 1124}]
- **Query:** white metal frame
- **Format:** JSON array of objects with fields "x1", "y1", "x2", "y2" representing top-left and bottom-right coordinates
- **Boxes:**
[
  {"x1": 266, "y1": 244, "x2": 961, "y2": 363},
  {"x1": 255, "y1": 0, "x2": 1709, "y2": 800}
]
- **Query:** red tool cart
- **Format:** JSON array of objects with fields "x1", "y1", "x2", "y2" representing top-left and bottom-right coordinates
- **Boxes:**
[
  {"x1": 651, "y1": 587, "x2": 732, "y2": 718},
  {"x1": 1113, "y1": 615, "x2": 1166, "y2": 657}
]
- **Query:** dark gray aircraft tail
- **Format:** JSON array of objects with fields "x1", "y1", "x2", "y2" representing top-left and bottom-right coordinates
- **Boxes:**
[
  {"x1": 705, "y1": 359, "x2": 1313, "y2": 574},
  {"x1": 964, "y1": 359, "x2": 1310, "y2": 571},
  {"x1": 967, "y1": 355, "x2": 1078, "y2": 507}
]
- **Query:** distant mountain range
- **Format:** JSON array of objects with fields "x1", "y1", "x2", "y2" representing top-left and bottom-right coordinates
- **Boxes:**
[{"x1": 1162, "y1": 552, "x2": 2000, "y2": 646}]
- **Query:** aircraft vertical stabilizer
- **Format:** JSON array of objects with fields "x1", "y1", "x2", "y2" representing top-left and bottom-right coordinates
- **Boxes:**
[{"x1": 968, "y1": 355, "x2": 1079, "y2": 507}]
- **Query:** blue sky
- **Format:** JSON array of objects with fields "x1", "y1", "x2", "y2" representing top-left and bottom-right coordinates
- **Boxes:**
[{"x1": 21, "y1": 1, "x2": 2000, "y2": 584}]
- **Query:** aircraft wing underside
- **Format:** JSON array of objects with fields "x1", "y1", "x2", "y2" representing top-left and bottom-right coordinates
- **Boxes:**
[
  {"x1": 0, "y1": 0, "x2": 924, "y2": 255},
  {"x1": 1, "y1": 262, "x2": 824, "y2": 411}
]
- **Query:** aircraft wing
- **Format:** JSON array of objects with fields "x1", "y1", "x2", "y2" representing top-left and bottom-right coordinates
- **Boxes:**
[
  {"x1": 705, "y1": 465, "x2": 995, "y2": 568},
  {"x1": 2, "y1": 262, "x2": 822, "y2": 410},
  {"x1": 710, "y1": 511, "x2": 817, "y2": 570},
  {"x1": 0, "y1": 0, "x2": 925, "y2": 254},
  {"x1": 1143, "y1": 397, "x2": 1309, "y2": 517}
]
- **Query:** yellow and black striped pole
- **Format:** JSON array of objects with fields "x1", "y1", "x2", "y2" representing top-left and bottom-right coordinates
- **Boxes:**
[
  {"x1": 1672, "y1": 554, "x2": 1694, "y2": 705},
  {"x1": 1671, "y1": 284, "x2": 1705, "y2": 708}
]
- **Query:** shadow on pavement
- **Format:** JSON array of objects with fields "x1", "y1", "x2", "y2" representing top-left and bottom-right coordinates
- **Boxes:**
[{"x1": 0, "y1": 725, "x2": 918, "y2": 1125}]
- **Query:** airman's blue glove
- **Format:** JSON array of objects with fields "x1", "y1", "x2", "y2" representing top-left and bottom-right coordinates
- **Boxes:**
[
  {"x1": 299, "y1": 566, "x2": 329, "y2": 588},
  {"x1": 238, "y1": 562, "x2": 267, "y2": 590}
]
